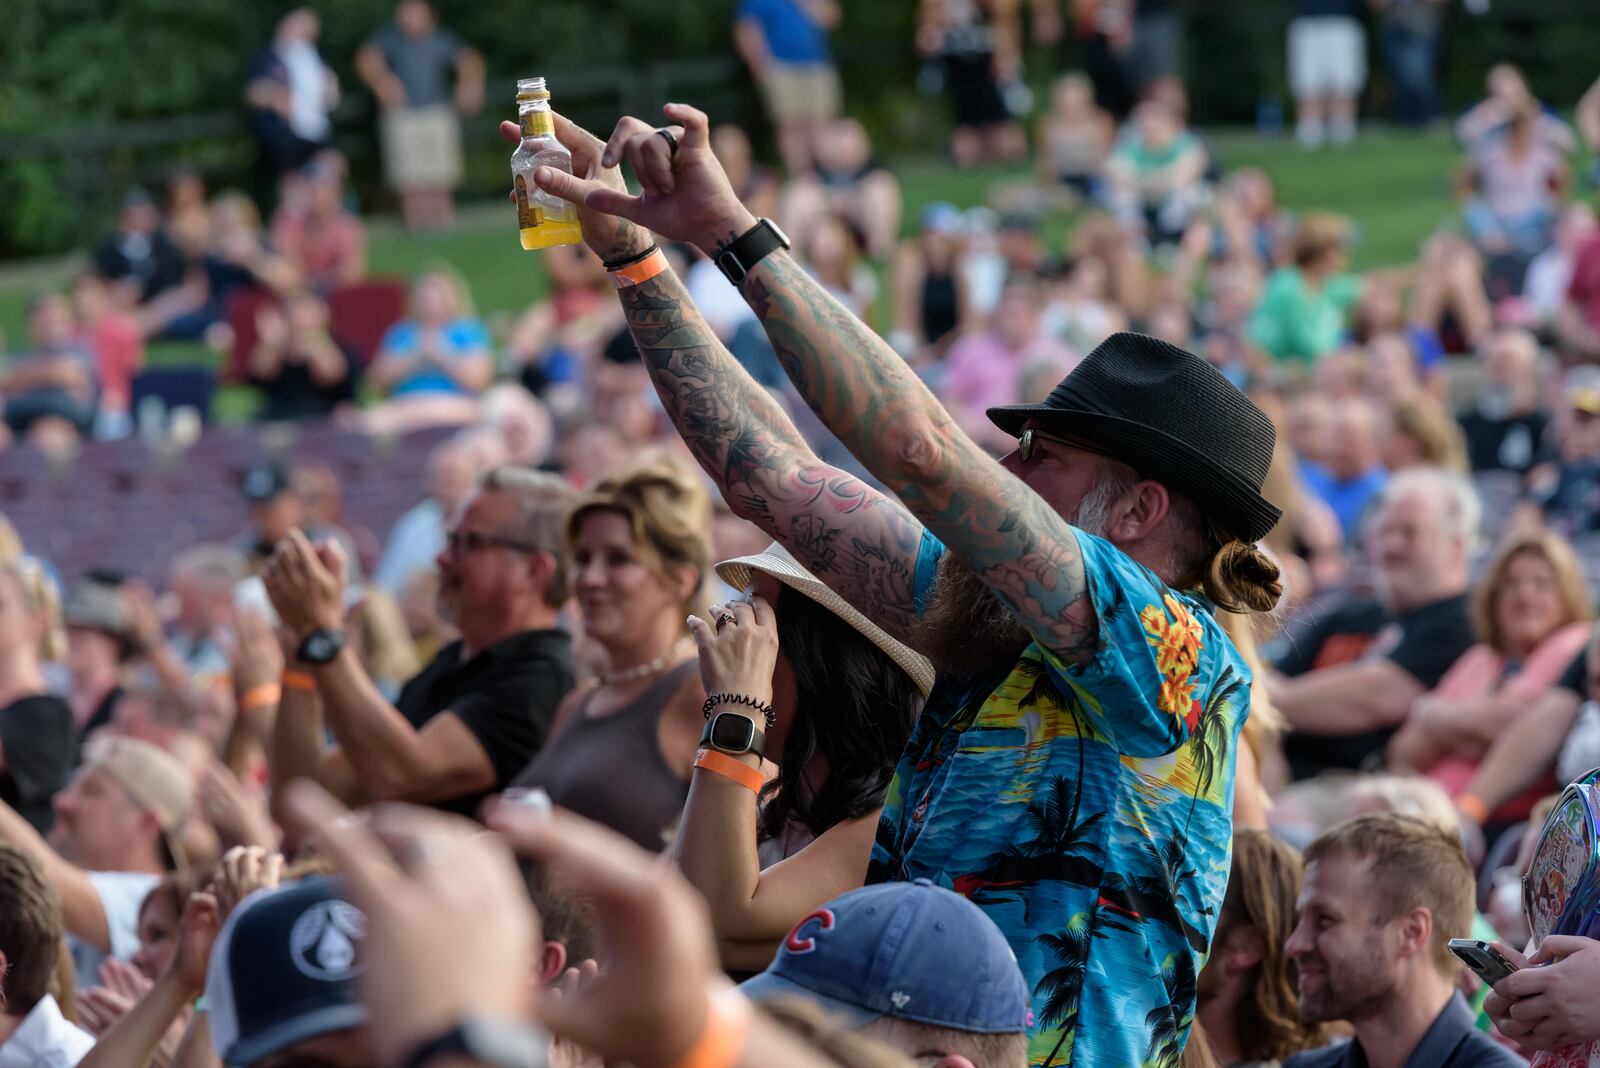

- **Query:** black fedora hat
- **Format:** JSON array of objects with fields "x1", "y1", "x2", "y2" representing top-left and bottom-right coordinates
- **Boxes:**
[{"x1": 987, "y1": 332, "x2": 1281, "y2": 543}]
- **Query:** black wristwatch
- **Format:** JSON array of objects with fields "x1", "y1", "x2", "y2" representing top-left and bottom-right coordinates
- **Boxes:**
[
  {"x1": 714, "y1": 217, "x2": 791, "y2": 286},
  {"x1": 701, "y1": 710, "x2": 766, "y2": 759},
  {"x1": 398, "y1": 1016, "x2": 548, "y2": 1068},
  {"x1": 295, "y1": 627, "x2": 347, "y2": 665}
]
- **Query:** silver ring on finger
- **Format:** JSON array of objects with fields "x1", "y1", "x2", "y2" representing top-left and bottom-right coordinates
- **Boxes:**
[
  {"x1": 655, "y1": 127, "x2": 679, "y2": 157},
  {"x1": 716, "y1": 612, "x2": 737, "y2": 631}
]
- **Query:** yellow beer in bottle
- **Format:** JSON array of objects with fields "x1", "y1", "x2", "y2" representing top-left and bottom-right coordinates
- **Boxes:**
[{"x1": 510, "y1": 77, "x2": 583, "y2": 250}]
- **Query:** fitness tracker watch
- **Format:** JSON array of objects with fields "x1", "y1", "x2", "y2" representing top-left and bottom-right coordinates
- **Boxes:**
[
  {"x1": 700, "y1": 710, "x2": 766, "y2": 759},
  {"x1": 714, "y1": 217, "x2": 791, "y2": 286}
]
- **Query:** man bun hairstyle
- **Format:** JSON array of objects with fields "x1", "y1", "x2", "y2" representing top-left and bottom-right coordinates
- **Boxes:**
[{"x1": 1205, "y1": 540, "x2": 1283, "y2": 615}]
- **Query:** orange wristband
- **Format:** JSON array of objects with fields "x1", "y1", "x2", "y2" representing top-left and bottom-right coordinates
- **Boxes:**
[
  {"x1": 665, "y1": 987, "x2": 751, "y2": 1068},
  {"x1": 238, "y1": 683, "x2": 281, "y2": 712},
  {"x1": 609, "y1": 247, "x2": 669, "y2": 289},
  {"x1": 1457, "y1": 792, "x2": 1490, "y2": 824},
  {"x1": 282, "y1": 670, "x2": 317, "y2": 692},
  {"x1": 693, "y1": 748, "x2": 763, "y2": 794}
]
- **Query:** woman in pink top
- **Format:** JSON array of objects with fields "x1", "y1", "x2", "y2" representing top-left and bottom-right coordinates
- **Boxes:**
[{"x1": 1389, "y1": 528, "x2": 1592, "y2": 823}]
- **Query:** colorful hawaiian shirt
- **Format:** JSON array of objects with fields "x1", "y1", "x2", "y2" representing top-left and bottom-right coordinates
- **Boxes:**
[{"x1": 868, "y1": 530, "x2": 1250, "y2": 1068}]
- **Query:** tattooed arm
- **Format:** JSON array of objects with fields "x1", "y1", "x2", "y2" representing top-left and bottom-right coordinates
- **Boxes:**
[
  {"x1": 526, "y1": 104, "x2": 1098, "y2": 661},
  {"x1": 501, "y1": 113, "x2": 926, "y2": 641},
  {"x1": 619, "y1": 268, "x2": 927, "y2": 641},
  {"x1": 743, "y1": 249, "x2": 1099, "y2": 662}
]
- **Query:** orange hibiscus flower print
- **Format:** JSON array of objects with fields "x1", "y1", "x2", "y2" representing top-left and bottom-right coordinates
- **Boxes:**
[
  {"x1": 1140, "y1": 595, "x2": 1204, "y2": 677},
  {"x1": 1142, "y1": 595, "x2": 1206, "y2": 732}
]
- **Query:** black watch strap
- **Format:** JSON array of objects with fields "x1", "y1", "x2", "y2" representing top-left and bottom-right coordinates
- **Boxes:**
[
  {"x1": 714, "y1": 217, "x2": 791, "y2": 286},
  {"x1": 700, "y1": 711, "x2": 766, "y2": 759},
  {"x1": 295, "y1": 627, "x2": 347, "y2": 666}
]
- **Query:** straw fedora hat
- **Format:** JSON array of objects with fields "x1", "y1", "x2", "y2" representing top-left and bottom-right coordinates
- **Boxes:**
[{"x1": 715, "y1": 542, "x2": 936, "y2": 696}]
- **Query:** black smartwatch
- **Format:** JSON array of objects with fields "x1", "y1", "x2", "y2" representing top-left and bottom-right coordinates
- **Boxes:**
[
  {"x1": 398, "y1": 1016, "x2": 549, "y2": 1068},
  {"x1": 701, "y1": 710, "x2": 766, "y2": 759},
  {"x1": 295, "y1": 627, "x2": 347, "y2": 665},
  {"x1": 714, "y1": 217, "x2": 791, "y2": 286}
]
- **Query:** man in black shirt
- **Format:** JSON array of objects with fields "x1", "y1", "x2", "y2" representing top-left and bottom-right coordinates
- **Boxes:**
[
  {"x1": 91, "y1": 189, "x2": 188, "y2": 307},
  {"x1": 1458, "y1": 327, "x2": 1549, "y2": 476},
  {"x1": 1271, "y1": 468, "x2": 1480, "y2": 779},
  {"x1": 266, "y1": 465, "x2": 577, "y2": 816}
]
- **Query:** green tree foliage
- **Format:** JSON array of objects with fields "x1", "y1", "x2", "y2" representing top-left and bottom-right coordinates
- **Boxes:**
[{"x1": 0, "y1": 0, "x2": 1593, "y2": 257}]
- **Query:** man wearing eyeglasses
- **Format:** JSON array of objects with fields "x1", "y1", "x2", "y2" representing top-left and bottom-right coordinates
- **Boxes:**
[
  {"x1": 264, "y1": 465, "x2": 577, "y2": 817},
  {"x1": 517, "y1": 106, "x2": 1284, "y2": 1065}
]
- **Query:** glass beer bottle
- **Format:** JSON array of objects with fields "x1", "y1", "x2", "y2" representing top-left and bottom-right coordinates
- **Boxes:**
[{"x1": 510, "y1": 77, "x2": 583, "y2": 251}]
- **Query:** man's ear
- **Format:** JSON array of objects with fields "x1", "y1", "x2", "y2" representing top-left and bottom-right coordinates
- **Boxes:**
[
  {"x1": 535, "y1": 940, "x2": 568, "y2": 986},
  {"x1": 1397, "y1": 906, "x2": 1434, "y2": 964},
  {"x1": 1107, "y1": 480, "x2": 1172, "y2": 543}
]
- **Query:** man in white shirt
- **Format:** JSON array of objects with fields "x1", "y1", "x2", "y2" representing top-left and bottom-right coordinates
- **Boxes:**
[
  {"x1": 0, "y1": 736, "x2": 192, "y2": 979},
  {"x1": 0, "y1": 845, "x2": 94, "y2": 1067}
]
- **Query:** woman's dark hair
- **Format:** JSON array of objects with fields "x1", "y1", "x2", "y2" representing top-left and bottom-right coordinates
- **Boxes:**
[{"x1": 760, "y1": 587, "x2": 925, "y2": 841}]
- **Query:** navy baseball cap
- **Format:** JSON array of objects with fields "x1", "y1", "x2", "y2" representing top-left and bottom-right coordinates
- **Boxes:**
[
  {"x1": 206, "y1": 877, "x2": 368, "y2": 1067},
  {"x1": 740, "y1": 879, "x2": 1032, "y2": 1035}
]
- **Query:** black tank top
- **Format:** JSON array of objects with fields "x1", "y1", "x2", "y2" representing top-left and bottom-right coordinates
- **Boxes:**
[{"x1": 510, "y1": 659, "x2": 698, "y2": 852}]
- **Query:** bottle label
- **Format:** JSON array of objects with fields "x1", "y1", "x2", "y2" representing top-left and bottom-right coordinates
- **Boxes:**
[
  {"x1": 520, "y1": 110, "x2": 554, "y2": 137},
  {"x1": 514, "y1": 174, "x2": 543, "y2": 229}
]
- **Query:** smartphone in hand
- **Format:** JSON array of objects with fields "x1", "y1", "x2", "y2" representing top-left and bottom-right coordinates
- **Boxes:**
[{"x1": 1448, "y1": 938, "x2": 1520, "y2": 986}]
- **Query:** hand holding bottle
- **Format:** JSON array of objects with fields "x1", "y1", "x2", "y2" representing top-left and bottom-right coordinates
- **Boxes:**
[
  {"x1": 529, "y1": 103, "x2": 758, "y2": 260},
  {"x1": 500, "y1": 115, "x2": 651, "y2": 264}
]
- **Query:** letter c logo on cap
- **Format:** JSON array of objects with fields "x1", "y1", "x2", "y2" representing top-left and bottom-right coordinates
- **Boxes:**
[{"x1": 784, "y1": 908, "x2": 835, "y2": 955}]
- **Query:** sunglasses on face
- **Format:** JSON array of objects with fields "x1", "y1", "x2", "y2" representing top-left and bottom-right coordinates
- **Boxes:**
[
  {"x1": 1016, "y1": 427, "x2": 1079, "y2": 463},
  {"x1": 443, "y1": 529, "x2": 538, "y2": 558}
]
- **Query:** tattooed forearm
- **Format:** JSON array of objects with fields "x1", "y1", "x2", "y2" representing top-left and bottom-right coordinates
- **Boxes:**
[
  {"x1": 742, "y1": 251, "x2": 1098, "y2": 663},
  {"x1": 616, "y1": 267, "x2": 925, "y2": 641}
]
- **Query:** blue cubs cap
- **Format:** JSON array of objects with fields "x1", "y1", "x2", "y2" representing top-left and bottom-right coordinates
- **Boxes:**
[
  {"x1": 739, "y1": 879, "x2": 1032, "y2": 1035},
  {"x1": 206, "y1": 877, "x2": 368, "y2": 1066}
]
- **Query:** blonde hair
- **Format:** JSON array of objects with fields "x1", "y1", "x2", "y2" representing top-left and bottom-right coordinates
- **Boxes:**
[
  {"x1": 409, "y1": 262, "x2": 476, "y2": 320},
  {"x1": 566, "y1": 451, "x2": 714, "y2": 615},
  {"x1": 353, "y1": 589, "x2": 421, "y2": 685},
  {"x1": 0, "y1": 515, "x2": 24, "y2": 565},
  {"x1": 1388, "y1": 398, "x2": 1469, "y2": 473},
  {"x1": 0, "y1": 559, "x2": 65, "y2": 661},
  {"x1": 1219, "y1": 608, "x2": 1282, "y2": 743},
  {"x1": 1470, "y1": 529, "x2": 1592, "y2": 655},
  {"x1": 1293, "y1": 212, "x2": 1350, "y2": 269},
  {"x1": 1305, "y1": 813, "x2": 1475, "y2": 976}
]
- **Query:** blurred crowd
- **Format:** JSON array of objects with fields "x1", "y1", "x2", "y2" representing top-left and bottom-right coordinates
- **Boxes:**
[{"x1": 9, "y1": 1, "x2": 1600, "y2": 1068}]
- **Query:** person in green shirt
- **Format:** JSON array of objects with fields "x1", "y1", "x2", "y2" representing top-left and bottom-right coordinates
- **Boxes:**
[{"x1": 1250, "y1": 213, "x2": 1364, "y2": 366}]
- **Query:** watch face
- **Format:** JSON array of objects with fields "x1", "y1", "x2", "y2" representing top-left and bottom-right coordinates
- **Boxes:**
[
  {"x1": 709, "y1": 713, "x2": 756, "y2": 753},
  {"x1": 305, "y1": 634, "x2": 333, "y2": 660}
]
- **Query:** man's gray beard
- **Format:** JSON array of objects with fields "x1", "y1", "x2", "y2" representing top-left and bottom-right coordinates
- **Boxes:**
[{"x1": 912, "y1": 474, "x2": 1127, "y2": 676}]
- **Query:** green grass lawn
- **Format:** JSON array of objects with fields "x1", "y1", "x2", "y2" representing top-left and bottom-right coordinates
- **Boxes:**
[{"x1": 0, "y1": 126, "x2": 1465, "y2": 421}]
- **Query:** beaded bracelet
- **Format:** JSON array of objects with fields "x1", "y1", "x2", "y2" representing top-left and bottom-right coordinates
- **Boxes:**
[{"x1": 702, "y1": 692, "x2": 775, "y2": 729}]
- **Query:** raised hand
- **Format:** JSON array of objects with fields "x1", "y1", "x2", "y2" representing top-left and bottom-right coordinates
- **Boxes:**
[
  {"x1": 531, "y1": 103, "x2": 757, "y2": 258},
  {"x1": 283, "y1": 783, "x2": 537, "y2": 1068},
  {"x1": 498, "y1": 114, "x2": 652, "y2": 265},
  {"x1": 170, "y1": 892, "x2": 221, "y2": 997},
  {"x1": 687, "y1": 596, "x2": 778, "y2": 707},
  {"x1": 201, "y1": 763, "x2": 280, "y2": 851},
  {"x1": 209, "y1": 844, "x2": 286, "y2": 920},
  {"x1": 482, "y1": 798, "x2": 723, "y2": 1068}
]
